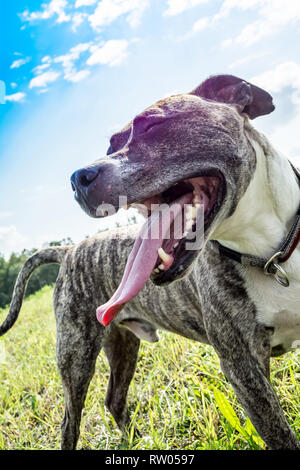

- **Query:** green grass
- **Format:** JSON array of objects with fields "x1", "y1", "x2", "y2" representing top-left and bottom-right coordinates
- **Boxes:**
[{"x1": 0, "y1": 285, "x2": 299, "y2": 450}]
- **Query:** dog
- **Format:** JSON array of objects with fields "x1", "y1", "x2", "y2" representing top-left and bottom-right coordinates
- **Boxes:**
[{"x1": 1, "y1": 75, "x2": 300, "y2": 450}]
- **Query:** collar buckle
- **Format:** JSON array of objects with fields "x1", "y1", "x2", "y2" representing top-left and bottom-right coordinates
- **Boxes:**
[{"x1": 264, "y1": 251, "x2": 290, "y2": 287}]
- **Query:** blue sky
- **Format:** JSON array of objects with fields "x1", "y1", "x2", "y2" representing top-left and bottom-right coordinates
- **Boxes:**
[{"x1": 1, "y1": 0, "x2": 300, "y2": 257}]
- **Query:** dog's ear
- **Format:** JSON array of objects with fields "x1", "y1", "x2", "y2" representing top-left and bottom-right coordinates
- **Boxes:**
[{"x1": 191, "y1": 74, "x2": 275, "y2": 119}]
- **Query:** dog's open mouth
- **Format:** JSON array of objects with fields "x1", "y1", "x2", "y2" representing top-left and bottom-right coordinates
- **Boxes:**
[
  {"x1": 96, "y1": 171, "x2": 224, "y2": 327},
  {"x1": 148, "y1": 174, "x2": 222, "y2": 283}
]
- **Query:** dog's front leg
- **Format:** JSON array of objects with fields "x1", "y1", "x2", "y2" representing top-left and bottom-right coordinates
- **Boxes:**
[
  {"x1": 204, "y1": 311, "x2": 300, "y2": 450},
  {"x1": 103, "y1": 325, "x2": 140, "y2": 434}
]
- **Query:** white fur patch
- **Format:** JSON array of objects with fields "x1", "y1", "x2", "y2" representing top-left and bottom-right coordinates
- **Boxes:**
[{"x1": 213, "y1": 128, "x2": 300, "y2": 352}]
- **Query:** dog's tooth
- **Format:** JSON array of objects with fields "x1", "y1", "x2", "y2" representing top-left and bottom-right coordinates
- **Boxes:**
[
  {"x1": 98, "y1": 208, "x2": 109, "y2": 217},
  {"x1": 153, "y1": 268, "x2": 159, "y2": 273},
  {"x1": 191, "y1": 206, "x2": 197, "y2": 219},
  {"x1": 158, "y1": 264, "x2": 165, "y2": 271},
  {"x1": 186, "y1": 219, "x2": 194, "y2": 230},
  {"x1": 192, "y1": 195, "x2": 200, "y2": 205},
  {"x1": 158, "y1": 247, "x2": 171, "y2": 263},
  {"x1": 185, "y1": 205, "x2": 193, "y2": 220}
]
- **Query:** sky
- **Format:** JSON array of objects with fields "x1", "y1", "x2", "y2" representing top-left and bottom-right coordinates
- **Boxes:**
[{"x1": 1, "y1": 0, "x2": 300, "y2": 258}]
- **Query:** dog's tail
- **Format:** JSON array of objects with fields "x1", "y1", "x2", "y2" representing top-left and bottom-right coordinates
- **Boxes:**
[{"x1": 0, "y1": 246, "x2": 70, "y2": 336}]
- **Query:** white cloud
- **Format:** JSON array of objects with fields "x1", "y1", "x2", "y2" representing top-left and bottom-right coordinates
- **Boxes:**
[
  {"x1": 5, "y1": 92, "x2": 26, "y2": 103},
  {"x1": 21, "y1": 0, "x2": 70, "y2": 24},
  {"x1": 126, "y1": 0, "x2": 149, "y2": 27},
  {"x1": 42, "y1": 56, "x2": 52, "y2": 63},
  {"x1": 192, "y1": 16, "x2": 210, "y2": 32},
  {"x1": 33, "y1": 63, "x2": 51, "y2": 75},
  {"x1": 10, "y1": 83, "x2": 18, "y2": 89},
  {"x1": 75, "y1": 0, "x2": 97, "y2": 6},
  {"x1": 229, "y1": 52, "x2": 267, "y2": 69},
  {"x1": 20, "y1": 0, "x2": 148, "y2": 33},
  {"x1": 30, "y1": 39, "x2": 130, "y2": 88},
  {"x1": 54, "y1": 42, "x2": 91, "y2": 70},
  {"x1": 215, "y1": 0, "x2": 266, "y2": 18},
  {"x1": 88, "y1": 0, "x2": 148, "y2": 30},
  {"x1": 64, "y1": 69, "x2": 91, "y2": 82},
  {"x1": 10, "y1": 57, "x2": 31, "y2": 69},
  {"x1": 217, "y1": 0, "x2": 300, "y2": 46},
  {"x1": 270, "y1": 113, "x2": 300, "y2": 165},
  {"x1": 53, "y1": 42, "x2": 92, "y2": 82},
  {"x1": 164, "y1": 0, "x2": 209, "y2": 16},
  {"x1": 251, "y1": 62, "x2": 300, "y2": 93},
  {"x1": 252, "y1": 61, "x2": 300, "y2": 164},
  {"x1": 0, "y1": 226, "x2": 27, "y2": 258},
  {"x1": 10, "y1": 57, "x2": 30, "y2": 69},
  {"x1": 29, "y1": 71, "x2": 61, "y2": 88},
  {"x1": 184, "y1": 0, "x2": 300, "y2": 45},
  {"x1": 71, "y1": 12, "x2": 87, "y2": 30},
  {"x1": 178, "y1": 15, "x2": 210, "y2": 40},
  {"x1": 87, "y1": 39, "x2": 129, "y2": 66},
  {"x1": 37, "y1": 88, "x2": 50, "y2": 95}
]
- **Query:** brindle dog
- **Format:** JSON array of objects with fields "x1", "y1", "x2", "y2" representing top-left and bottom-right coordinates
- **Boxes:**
[{"x1": 1, "y1": 75, "x2": 300, "y2": 450}]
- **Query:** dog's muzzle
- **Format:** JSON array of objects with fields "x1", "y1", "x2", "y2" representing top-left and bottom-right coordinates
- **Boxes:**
[
  {"x1": 71, "y1": 162, "x2": 121, "y2": 218},
  {"x1": 71, "y1": 167, "x2": 99, "y2": 215}
]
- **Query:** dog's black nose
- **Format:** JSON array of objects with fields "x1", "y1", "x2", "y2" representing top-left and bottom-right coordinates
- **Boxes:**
[{"x1": 71, "y1": 167, "x2": 99, "y2": 192}]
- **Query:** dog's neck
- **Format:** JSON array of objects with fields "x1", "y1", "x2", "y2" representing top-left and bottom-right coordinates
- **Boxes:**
[{"x1": 212, "y1": 130, "x2": 300, "y2": 259}]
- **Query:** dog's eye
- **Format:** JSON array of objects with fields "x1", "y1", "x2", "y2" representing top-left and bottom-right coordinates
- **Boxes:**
[
  {"x1": 132, "y1": 115, "x2": 165, "y2": 137},
  {"x1": 143, "y1": 122, "x2": 161, "y2": 133}
]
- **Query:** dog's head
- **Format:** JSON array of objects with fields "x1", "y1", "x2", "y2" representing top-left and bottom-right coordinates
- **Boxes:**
[{"x1": 71, "y1": 74, "x2": 274, "y2": 325}]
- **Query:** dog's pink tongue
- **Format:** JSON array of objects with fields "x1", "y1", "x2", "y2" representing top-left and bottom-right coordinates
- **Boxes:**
[{"x1": 96, "y1": 194, "x2": 192, "y2": 326}]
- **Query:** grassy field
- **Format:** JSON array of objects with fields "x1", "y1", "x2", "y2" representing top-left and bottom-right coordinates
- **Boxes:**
[{"x1": 0, "y1": 285, "x2": 299, "y2": 450}]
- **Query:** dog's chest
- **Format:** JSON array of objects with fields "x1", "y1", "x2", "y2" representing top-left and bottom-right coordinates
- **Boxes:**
[{"x1": 244, "y1": 251, "x2": 300, "y2": 352}]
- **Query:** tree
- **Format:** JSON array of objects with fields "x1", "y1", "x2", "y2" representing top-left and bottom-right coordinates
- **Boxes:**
[{"x1": 0, "y1": 238, "x2": 73, "y2": 309}]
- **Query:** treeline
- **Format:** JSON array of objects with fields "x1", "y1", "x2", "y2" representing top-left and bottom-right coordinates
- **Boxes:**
[{"x1": 0, "y1": 238, "x2": 73, "y2": 309}]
